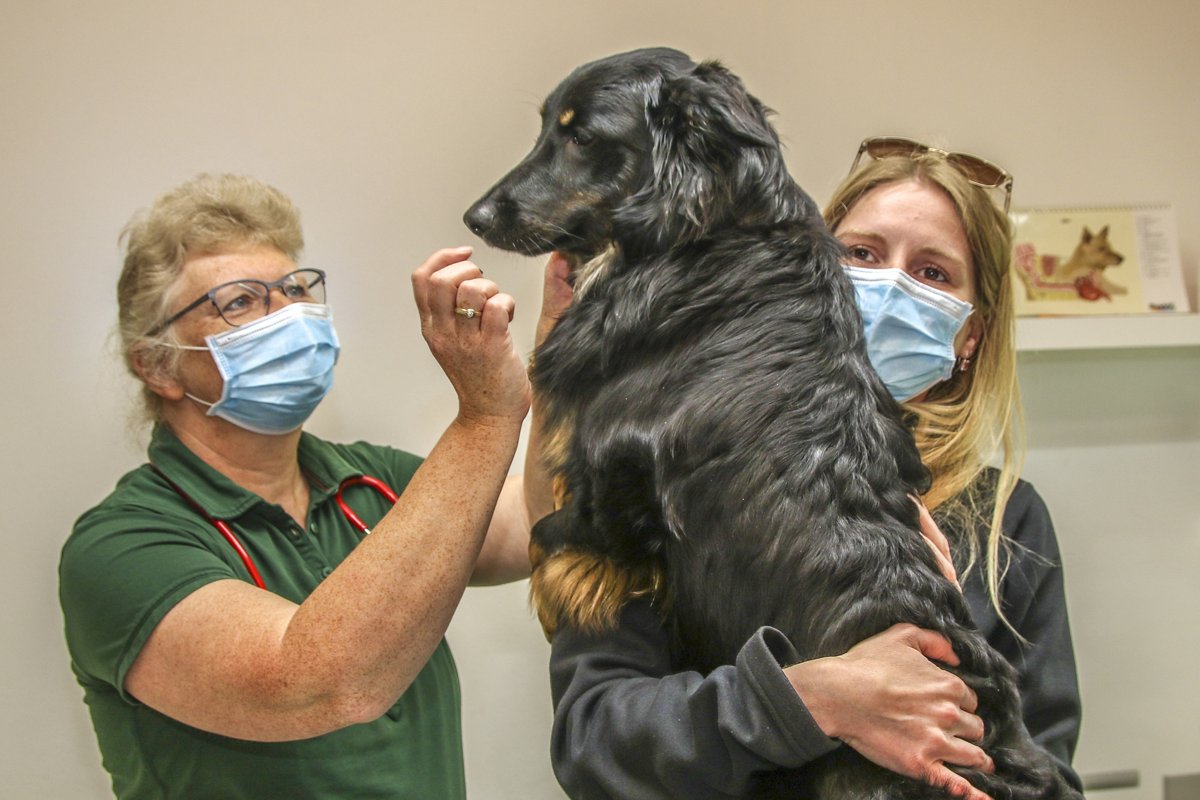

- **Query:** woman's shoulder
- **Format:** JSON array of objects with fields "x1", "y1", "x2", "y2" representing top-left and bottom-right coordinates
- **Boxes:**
[
  {"x1": 70, "y1": 461, "x2": 195, "y2": 538},
  {"x1": 1005, "y1": 473, "x2": 1044, "y2": 510},
  {"x1": 998, "y1": 473, "x2": 1060, "y2": 556},
  {"x1": 953, "y1": 469, "x2": 1061, "y2": 567}
]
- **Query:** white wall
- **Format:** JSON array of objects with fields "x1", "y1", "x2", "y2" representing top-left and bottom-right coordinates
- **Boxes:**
[{"x1": 3, "y1": 2, "x2": 1197, "y2": 797}]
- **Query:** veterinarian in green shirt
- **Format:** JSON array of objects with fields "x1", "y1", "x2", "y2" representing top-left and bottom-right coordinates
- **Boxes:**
[{"x1": 59, "y1": 174, "x2": 552, "y2": 798}]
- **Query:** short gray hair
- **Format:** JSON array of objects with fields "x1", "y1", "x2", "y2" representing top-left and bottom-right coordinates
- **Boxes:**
[{"x1": 116, "y1": 173, "x2": 305, "y2": 424}]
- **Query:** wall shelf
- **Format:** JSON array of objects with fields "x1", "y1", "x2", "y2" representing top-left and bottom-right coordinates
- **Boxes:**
[{"x1": 1015, "y1": 313, "x2": 1200, "y2": 352}]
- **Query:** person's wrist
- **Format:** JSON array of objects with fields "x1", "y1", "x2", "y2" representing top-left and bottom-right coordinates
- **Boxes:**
[
  {"x1": 453, "y1": 405, "x2": 528, "y2": 436},
  {"x1": 784, "y1": 656, "x2": 845, "y2": 740}
]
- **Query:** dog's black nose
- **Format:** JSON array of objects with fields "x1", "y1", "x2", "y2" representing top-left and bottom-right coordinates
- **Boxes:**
[{"x1": 464, "y1": 202, "x2": 497, "y2": 237}]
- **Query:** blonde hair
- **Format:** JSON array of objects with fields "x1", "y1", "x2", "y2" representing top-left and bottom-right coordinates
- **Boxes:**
[
  {"x1": 824, "y1": 153, "x2": 1024, "y2": 626},
  {"x1": 117, "y1": 173, "x2": 305, "y2": 424}
]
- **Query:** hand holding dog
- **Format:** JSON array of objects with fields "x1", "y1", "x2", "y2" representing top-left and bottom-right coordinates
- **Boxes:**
[
  {"x1": 412, "y1": 246, "x2": 530, "y2": 428},
  {"x1": 536, "y1": 252, "x2": 574, "y2": 347},
  {"x1": 786, "y1": 623, "x2": 994, "y2": 800},
  {"x1": 915, "y1": 497, "x2": 960, "y2": 589}
]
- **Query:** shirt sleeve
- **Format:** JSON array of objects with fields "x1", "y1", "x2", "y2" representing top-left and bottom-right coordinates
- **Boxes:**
[
  {"x1": 59, "y1": 502, "x2": 241, "y2": 701},
  {"x1": 981, "y1": 480, "x2": 1084, "y2": 790},
  {"x1": 549, "y1": 599, "x2": 838, "y2": 800}
]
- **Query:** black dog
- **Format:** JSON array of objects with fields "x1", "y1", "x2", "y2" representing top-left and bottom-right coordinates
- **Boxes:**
[{"x1": 465, "y1": 48, "x2": 1077, "y2": 800}]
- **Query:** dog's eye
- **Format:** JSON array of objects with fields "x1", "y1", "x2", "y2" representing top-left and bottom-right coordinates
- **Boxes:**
[{"x1": 570, "y1": 130, "x2": 595, "y2": 147}]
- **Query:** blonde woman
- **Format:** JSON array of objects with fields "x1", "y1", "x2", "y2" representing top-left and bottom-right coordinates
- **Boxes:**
[{"x1": 546, "y1": 140, "x2": 1080, "y2": 799}]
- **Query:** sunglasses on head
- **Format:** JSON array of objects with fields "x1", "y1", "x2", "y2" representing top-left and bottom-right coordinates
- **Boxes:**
[{"x1": 849, "y1": 136, "x2": 1013, "y2": 213}]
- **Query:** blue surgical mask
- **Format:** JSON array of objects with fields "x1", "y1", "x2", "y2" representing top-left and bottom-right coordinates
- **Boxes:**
[
  {"x1": 844, "y1": 265, "x2": 973, "y2": 402},
  {"x1": 176, "y1": 302, "x2": 340, "y2": 434}
]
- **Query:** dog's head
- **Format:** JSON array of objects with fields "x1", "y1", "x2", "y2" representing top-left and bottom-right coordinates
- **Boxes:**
[
  {"x1": 464, "y1": 47, "x2": 814, "y2": 264},
  {"x1": 1075, "y1": 225, "x2": 1125, "y2": 269}
]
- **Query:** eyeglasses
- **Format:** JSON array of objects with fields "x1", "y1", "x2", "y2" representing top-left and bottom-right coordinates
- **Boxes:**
[
  {"x1": 849, "y1": 137, "x2": 1013, "y2": 214},
  {"x1": 148, "y1": 268, "x2": 327, "y2": 336}
]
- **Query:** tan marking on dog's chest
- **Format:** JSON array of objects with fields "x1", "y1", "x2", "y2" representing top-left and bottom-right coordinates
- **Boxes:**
[
  {"x1": 572, "y1": 244, "x2": 617, "y2": 301},
  {"x1": 533, "y1": 244, "x2": 618, "y2": 504}
]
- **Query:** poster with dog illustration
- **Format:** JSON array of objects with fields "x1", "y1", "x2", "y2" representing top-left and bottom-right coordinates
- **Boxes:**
[{"x1": 1011, "y1": 206, "x2": 1189, "y2": 315}]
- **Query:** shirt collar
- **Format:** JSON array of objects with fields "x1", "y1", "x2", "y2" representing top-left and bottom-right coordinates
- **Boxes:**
[{"x1": 147, "y1": 425, "x2": 364, "y2": 520}]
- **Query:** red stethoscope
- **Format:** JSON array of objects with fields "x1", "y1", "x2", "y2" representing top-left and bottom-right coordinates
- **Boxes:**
[{"x1": 152, "y1": 465, "x2": 398, "y2": 591}]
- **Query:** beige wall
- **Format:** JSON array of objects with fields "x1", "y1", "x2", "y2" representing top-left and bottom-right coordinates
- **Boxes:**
[{"x1": 3, "y1": 1, "x2": 1197, "y2": 797}]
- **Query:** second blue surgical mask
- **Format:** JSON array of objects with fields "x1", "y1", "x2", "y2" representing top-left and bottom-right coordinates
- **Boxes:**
[{"x1": 844, "y1": 265, "x2": 973, "y2": 402}]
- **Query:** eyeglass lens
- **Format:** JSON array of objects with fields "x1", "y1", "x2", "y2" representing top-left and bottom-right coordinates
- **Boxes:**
[
  {"x1": 212, "y1": 269, "x2": 326, "y2": 326},
  {"x1": 863, "y1": 138, "x2": 924, "y2": 161},
  {"x1": 944, "y1": 153, "x2": 1006, "y2": 188}
]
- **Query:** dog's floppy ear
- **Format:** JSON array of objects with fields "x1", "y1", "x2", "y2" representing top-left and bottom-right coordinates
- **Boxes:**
[
  {"x1": 654, "y1": 60, "x2": 779, "y2": 157},
  {"x1": 614, "y1": 59, "x2": 811, "y2": 251}
]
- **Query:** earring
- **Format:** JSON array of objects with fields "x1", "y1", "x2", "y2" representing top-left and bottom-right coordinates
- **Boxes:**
[{"x1": 954, "y1": 355, "x2": 972, "y2": 373}]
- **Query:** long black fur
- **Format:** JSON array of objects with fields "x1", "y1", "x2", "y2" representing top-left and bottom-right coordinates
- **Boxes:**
[{"x1": 465, "y1": 47, "x2": 1079, "y2": 800}]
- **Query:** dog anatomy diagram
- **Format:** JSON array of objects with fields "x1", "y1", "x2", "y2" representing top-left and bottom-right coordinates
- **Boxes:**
[{"x1": 1011, "y1": 206, "x2": 1187, "y2": 315}]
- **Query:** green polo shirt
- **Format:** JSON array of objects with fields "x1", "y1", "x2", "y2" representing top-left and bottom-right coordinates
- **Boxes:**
[{"x1": 59, "y1": 425, "x2": 466, "y2": 799}]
